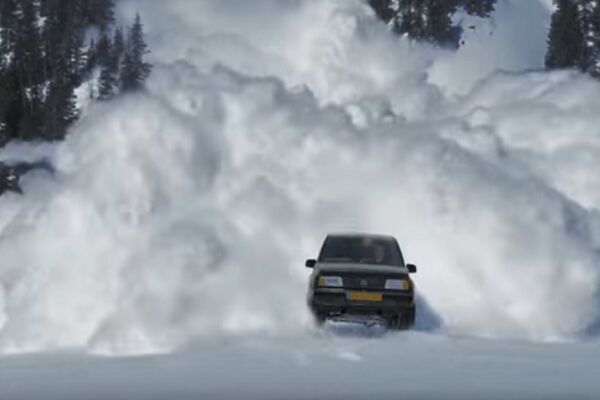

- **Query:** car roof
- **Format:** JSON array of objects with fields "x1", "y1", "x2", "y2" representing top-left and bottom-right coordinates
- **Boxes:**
[{"x1": 326, "y1": 233, "x2": 397, "y2": 242}]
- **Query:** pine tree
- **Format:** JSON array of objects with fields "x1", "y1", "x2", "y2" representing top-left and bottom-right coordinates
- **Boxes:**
[
  {"x1": 424, "y1": 0, "x2": 455, "y2": 45},
  {"x1": 579, "y1": 0, "x2": 600, "y2": 74},
  {"x1": 65, "y1": 17, "x2": 86, "y2": 87},
  {"x1": 121, "y1": 14, "x2": 152, "y2": 92},
  {"x1": 458, "y1": 0, "x2": 496, "y2": 17},
  {"x1": 44, "y1": 79, "x2": 79, "y2": 139},
  {"x1": 40, "y1": 0, "x2": 86, "y2": 138},
  {"x1": 0, "y1": 0, "x2": 18, "y2": 54},
  {"x1": 395, "y1": 0, "x2": 456, "y2": 45},
  {"x1": 0, "y1": 66, "x2": 8, "y2": 143},
  {"x1": 13, "y1": 1, "x2": 46, "y2": 139},
  {"x1": 395, "y1": 0, "x2": 425, "y2": 39},
  {"x1": 588, "y1": 2, "x2": 600, "y2": 76},
  {"x1": 0, "y1": 0, "x2": 18, "y2": 142},
  {"x1": 91, "y1": 33, "x2": 113, "y2": 100},
  {"x1": 0, "y1": 0, "x2": 143, "y2": 143},
  {"x1": 369, "y1": 0, "x2": 396, "y2": 25},
  {"x1": 80, "y1": 0, "x2": 115, "y2": 30},
  {"x1": 98, "y1": 64, "x2": 115, "y2": 100},
  {"x1": 112, "y1": 27, "x2": 125, "y2": 73},
  {"x1": 98, "y1": 29, "x2": 124, "y2": 100},
  {"x1": 546, "y1": 0, "x2": 586, "y2": 70},
  {"x1": 369, "y1": 0, "x2": 497, "y2": 46},
  {"x1": 84, "y1": 38, "x2": 97, "y2": 75},
  {"x1": 369, "y1": 0, "x2": 459, "y2": 46},
  {"x1": 95, "y1": 33, "x2": 112, "y2": 67}
]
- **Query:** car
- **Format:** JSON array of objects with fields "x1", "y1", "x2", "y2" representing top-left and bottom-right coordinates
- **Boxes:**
[{"x1": 306, "y1": 233, "x2": 417, "y2": 329}]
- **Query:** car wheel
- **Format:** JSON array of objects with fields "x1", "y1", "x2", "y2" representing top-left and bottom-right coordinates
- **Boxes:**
[
  {"x1": 389, "y1": 306, "x2": 416, "y2": 330},
  {"x1": 387, "y1": 316, "x2": 403, "y2": 330},
  {"x1": 313, "y1": 313, "x2": 326, "y2": 326},
  {"x1": 406, "y1": 305, "x2": 416, "y2": 327}
]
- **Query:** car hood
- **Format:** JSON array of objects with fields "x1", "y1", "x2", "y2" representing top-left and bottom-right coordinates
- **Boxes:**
[{"x1": 315, "y1": 262, "x2": 409, "y2": 275}]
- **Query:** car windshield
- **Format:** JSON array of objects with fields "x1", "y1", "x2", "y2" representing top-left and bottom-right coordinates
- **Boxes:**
[{"x1": 318, "y1": 236, "x2": 405, "y2": 267}]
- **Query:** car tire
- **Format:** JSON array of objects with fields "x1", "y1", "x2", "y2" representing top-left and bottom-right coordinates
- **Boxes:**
[
  {"x1": 389, "y1": 306, "x2": 416, "y2": 330},
  {"x1": 313, "y1": 313, "x2": 327, "y2": 326},
  {"x1": 406, "y1": 305, "x2": 416, "y2": 327},
  {"x1": 387, "y1": 316, "x2": 404, "y2": 330}
]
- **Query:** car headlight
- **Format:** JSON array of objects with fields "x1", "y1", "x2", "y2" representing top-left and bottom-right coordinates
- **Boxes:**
[
  {"x1": 385, "y1": 279, "x2": 411, "y2": 290},
  {"x1": 318, "y1": 276, "x2": 343, "y2": 287}
]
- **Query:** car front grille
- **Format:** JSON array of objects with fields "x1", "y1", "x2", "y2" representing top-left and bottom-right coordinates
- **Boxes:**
[{"x1": 342, "y1": 275, "x2": 387, "y2": 290}]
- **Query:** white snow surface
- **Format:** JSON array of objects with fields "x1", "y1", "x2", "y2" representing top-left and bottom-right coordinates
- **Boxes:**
[
  {"x1": 0, "y1": 0, "x2": 599, "y2": 387},
  {"x1": 2, "y1": 329, "x2": 600, "y2": 400}
]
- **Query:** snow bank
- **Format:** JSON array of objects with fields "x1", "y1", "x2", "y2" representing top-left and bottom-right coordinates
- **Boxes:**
[{"x1": 0, "y1": 0, "x2": 599, "y2": 354}]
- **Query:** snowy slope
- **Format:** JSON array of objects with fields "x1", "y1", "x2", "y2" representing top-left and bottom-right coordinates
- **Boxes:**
[
  {"x1": 0, "y1": 0, "x2": 598, "y2": 387},
  {"x1": 431, "y1": 0, "x2": 553, "y2": 95}
]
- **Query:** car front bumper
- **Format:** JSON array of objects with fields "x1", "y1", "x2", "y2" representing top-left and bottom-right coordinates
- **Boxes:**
[{"x1": 309, "y1": 288, "x2": 414, "y2": 318}]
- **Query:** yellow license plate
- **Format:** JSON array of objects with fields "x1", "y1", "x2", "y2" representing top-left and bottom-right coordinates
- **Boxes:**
[{"x1": 348, "y1": 291, "x2": 383, "y2": 302}]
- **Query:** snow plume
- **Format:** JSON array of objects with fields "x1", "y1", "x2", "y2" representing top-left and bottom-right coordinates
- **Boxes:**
[{"x1": 0, "y1": 0, "x2": 599, "y2": 354}]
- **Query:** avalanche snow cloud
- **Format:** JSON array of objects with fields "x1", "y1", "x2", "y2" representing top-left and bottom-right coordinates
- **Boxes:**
[{"x1": 0, "y1": 0, "x2": 600, "y2": 354}]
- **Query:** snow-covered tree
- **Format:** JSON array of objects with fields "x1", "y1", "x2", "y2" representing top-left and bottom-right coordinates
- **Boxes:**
[
  {"x1": 80, "y1": 0, "x2": 115, "y2": 30},
  {"x1": 121, "y1": 14, "x2": 152, "y2": 92},
  {"x1": 12, "y1": 1, "x2": 46, "y2": 139},
  {"x1": 544, "y1": 0, "x2": 600, "y2": 78},
  {"x1": 98, "y1": 28, "x2": 125, "y2": 100},
  {"x1": 579, "y1": 0, "x2": 600, "y2": 75},
  {"x1": 459, "y1": 0, "x2": 496, "y2": 17},
  {"x1": 0, "y1": 0, "x2": 143, "y2": 143},
  {"x1": 546, "y1": 0, "x2": 586, "y2": 70},
  {"x1": 369, "y1": 0, "x2": 496, "y2": 46},
  {"x1": 589, "y1": 9, "x2": 600, "y2": 76}
]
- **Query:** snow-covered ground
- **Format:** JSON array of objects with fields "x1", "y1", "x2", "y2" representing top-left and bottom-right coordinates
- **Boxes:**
[
  {"x1": 1, "y1": 0, "x2": 600, "y2": 398},
  {"x1": 3, "y1": 329, "x2": 600, "y2": 400}
]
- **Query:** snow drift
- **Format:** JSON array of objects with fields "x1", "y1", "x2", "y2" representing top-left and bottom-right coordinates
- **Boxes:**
[{"x1": 0, "y1": 0, "x2": 600, "y2": 354}]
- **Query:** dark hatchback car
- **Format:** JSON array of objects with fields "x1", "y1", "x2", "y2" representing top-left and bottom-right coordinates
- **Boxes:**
[{"x1": 306, "y1": 234, "x2": 417, "y2": 329}]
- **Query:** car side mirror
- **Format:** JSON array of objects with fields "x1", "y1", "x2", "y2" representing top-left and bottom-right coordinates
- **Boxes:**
[
  {"x1": 407, "y1": 264, "x2": 417, "y2": 273},
  {"x1": 305, "y1": 259, "x2": 316, "y2": 268}
]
